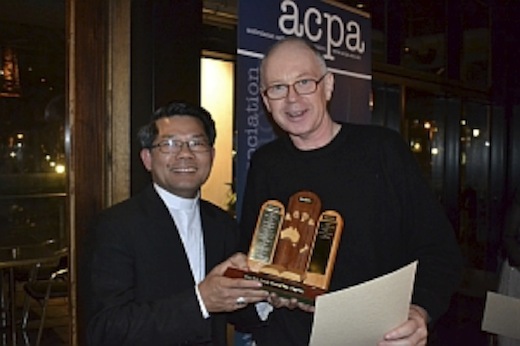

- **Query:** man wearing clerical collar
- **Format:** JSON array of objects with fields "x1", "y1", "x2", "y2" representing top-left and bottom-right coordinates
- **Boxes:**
[{"x1": 79, "y1": 102, "x2": 268, "y2": 346}]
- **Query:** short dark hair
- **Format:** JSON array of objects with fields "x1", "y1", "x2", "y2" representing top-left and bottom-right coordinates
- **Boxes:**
[{"x1": 137, "y1": 102, "x2": 216, "y2": 150}]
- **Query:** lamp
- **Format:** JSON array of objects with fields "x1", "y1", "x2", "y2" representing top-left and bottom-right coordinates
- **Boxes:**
[{"x1": 0, "y1": 46, "x2": 21, "y2": 97}]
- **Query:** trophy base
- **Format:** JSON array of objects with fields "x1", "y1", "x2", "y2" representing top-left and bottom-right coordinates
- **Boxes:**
[{"x1": 224, "y1": 267, "x2": 325, "y2": 305}]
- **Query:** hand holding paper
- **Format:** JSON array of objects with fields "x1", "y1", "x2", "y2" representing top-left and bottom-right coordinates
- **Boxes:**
[
  {"x1": 380, "y1": 304, "x2": 428, "y2": 345},
  {"x1": 309, "y1": 261, "x2": 418, "y2": 346}
]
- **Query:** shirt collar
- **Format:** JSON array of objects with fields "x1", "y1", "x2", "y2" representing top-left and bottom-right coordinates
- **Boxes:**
[{"x1": 153, "y1": 183, "x2": 199, "y2": 211}]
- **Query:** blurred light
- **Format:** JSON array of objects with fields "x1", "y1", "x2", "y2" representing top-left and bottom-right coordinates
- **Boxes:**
[
  {"x1": 0, "y1": 47, "x2": 21, "y2": 97},
  {"x1": 411, "y1": 142, "x2": 422, "y2": 153},
  {"x1": 9, "y1": 151, "x2": 16, "y2": 158},
  {"x1": 424, "y1": 122, "x2": 431, "y2": 129},
  {"x1": 55, "y1": 164, "x2": 65, "y2": 174},
  {"x1": 16, "y1": 133, "x2": 23, "y2": 139},
  {"x1": 45, "y1": 155, "x2": 51, "y2": 161},
  {"x1": 49, "y1": 161, "x2": 56, "y2": 167},
  {"x1": 431, "y1": 148, "x2": 439, "y2": 155},
  {"x1": 461, "y1": 119, "x2": 467, "y2": 126},
  {"x1": 485, "y1": 141, "x2": 490, "y2": 147},
  {"x1": 472, "y1": 129, "x2": 480, "y2": 137}
]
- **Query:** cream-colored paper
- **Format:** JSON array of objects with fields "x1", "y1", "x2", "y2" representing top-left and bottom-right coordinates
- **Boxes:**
[
  {"x1": 482, "y1": 291, "x2": 520, "y2": 340},
  {"x1": 309, "y1": 261, "x2": 417, "y2": 346}
]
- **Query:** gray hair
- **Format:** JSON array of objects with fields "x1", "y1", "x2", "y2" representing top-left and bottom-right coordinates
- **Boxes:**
[{"x1": 260, "y1": 37, "x2": 328, "y2": 88}]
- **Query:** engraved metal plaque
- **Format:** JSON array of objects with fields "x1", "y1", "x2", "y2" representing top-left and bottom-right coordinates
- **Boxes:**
[{"x1": 249, "y1": 202, "x2": 284, "y2": 265}]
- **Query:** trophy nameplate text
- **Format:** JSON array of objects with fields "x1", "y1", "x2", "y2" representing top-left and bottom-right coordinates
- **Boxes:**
[{"x1": 226, "y1": 191, "x2": 343, "y2": 304}]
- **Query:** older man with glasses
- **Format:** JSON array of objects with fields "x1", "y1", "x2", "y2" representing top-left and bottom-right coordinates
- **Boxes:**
[
  {"x1": 79, "y1": 102, "x2": 268, "y2": 346},
  {"x1": 239, "y1": 37, "x2": 463, "y2": 346}
]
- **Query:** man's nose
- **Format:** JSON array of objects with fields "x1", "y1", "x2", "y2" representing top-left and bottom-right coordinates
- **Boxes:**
[
  {"x1": 175, "y1": 143, "x2": 195, "y2": 157},
  {"x1": 286, "y1": 85, "x2": 300, "y2": 101}
]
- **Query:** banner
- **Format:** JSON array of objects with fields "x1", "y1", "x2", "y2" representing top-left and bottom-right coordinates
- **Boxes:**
[{"x1": 235, "y1": 0, "x2": 372, "y2": 217}]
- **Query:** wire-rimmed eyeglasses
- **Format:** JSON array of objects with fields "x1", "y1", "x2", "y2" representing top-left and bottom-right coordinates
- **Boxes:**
[
  {"x1": 150, "y1": 138, "x2": 211, "y2": 154},
  {"x1": 262, "y1": 73, "x2": 329, "y2": 100}
]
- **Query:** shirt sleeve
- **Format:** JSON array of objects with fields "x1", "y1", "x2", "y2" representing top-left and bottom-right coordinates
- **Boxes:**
[{"x1": 195, "y1": 284, "x2": 210, "y2": 319}]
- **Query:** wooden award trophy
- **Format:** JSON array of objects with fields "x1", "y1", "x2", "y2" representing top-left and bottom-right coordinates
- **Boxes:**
[{"x1": 226, "y1": 191, "x2": 343, "y2": 304}]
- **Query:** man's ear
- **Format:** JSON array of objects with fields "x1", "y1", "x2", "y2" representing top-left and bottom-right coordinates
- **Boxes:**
[
  {"x1": 140, "y1": 148, "x2": 152, "y2": 172},
  {"x1": 324, "y1": 72, "x2": 334, "y2": 101},
  {"x1": 209, "y1": 147, "x2": 215, "y2": 164},
  {"x1": 261, "y1": 92, "x2": 272, "y2": 113}
]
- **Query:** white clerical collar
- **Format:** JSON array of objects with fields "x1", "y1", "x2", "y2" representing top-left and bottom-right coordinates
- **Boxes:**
[
  {"x1": 153, "y1": 183, "x2": 205, "y2": 288},
  {"x1": 153, "y1": 183, "x2": 199, "y2": 211}
]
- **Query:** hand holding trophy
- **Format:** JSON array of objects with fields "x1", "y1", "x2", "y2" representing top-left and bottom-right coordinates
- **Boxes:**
[{"x1": 226, "y1": 191, "x2": 343, "y2": 304}]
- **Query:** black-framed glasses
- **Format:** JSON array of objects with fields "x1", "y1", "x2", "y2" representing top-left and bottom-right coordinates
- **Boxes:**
[
  {"x1": 150, "y1": 138, "x2": 211, "y2": 154},
  {"x1": 263, "y1": 73, "x2": 329, "y2": 100}
]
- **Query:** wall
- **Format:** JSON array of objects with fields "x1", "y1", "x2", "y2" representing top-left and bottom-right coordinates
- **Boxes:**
[{"x1": 200, "y1": 58, "x2": 234, "y2": 212}]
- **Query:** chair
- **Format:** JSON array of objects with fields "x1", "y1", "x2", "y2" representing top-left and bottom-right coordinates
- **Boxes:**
[{"x1": 21, "y1": 254, "x2": 68, "y2": 346}]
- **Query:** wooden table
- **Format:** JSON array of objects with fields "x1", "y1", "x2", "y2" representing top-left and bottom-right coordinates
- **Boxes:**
[{"x1": 0, "y1": 235, "x2": 66, "y2": 346}]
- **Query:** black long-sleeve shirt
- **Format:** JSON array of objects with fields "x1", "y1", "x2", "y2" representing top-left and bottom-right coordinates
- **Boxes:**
[{"x1": 240, "y1": 123, "x2": 463, "y2": 345}]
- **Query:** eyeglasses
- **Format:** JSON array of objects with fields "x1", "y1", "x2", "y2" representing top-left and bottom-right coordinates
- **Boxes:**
[
  {"x1": 263, "y1": 73, "x2": 328, "y2": 100},
  {"x1": 150, "y1": 138, "x2": 211, "y2": 154}
]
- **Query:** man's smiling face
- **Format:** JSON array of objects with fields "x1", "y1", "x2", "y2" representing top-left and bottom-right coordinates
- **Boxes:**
[{"x1": 140, "y1": 115, "x2": 214, "y2": 198}]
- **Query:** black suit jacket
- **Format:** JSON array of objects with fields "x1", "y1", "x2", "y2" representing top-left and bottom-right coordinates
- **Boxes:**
[{"x1": 79, "y1": 185, "x2": 239, "y2": 345}]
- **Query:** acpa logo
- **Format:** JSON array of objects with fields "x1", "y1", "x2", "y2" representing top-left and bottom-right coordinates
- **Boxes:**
[{"x1": 277, "y1": 0, "x2": 366, "y2": 61}]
